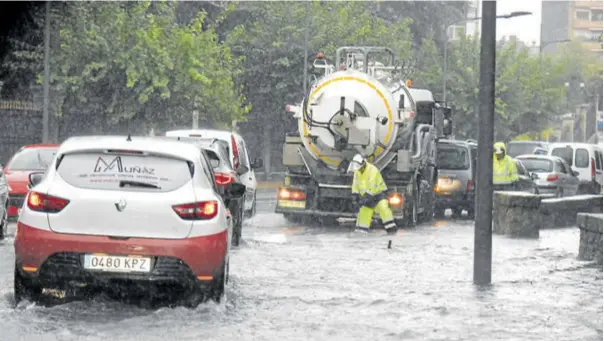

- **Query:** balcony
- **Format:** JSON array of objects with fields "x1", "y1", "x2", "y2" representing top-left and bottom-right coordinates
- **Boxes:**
[{"x1": 572, "y1": 19, "x2": 603, "y2": 30}]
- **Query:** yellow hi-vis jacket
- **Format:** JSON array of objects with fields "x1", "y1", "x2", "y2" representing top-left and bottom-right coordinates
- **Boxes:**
[
  {"x1": 493, "y1": 143, "x2": 519, "y2": 185},
  {"x1": 352, "y1": 162, "x2": 387, "y2": 196}
]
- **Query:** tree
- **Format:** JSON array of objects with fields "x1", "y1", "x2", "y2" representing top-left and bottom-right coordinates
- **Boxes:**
[{"x1": 4, "y1": 1, "x2": 249, "y2": 134}]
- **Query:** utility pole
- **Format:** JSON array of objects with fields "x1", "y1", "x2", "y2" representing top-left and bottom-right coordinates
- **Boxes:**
[
  {"x1": 473, "y1": 0, "x2": 497, "y2": 286},
  {"x1": 303, "y1": 1, "x2": 310, "y2": 95},
  {"x1": 42, "y1": 0, "x2": 51, "y2": 143}
]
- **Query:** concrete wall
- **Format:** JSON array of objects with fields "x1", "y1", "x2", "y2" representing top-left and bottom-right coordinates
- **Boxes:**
[
  {"x1": 577, "y1": 213, "x2": 603, "y2": 265},
  {"x1": 493, "y1": 192, "x2": 603, "y2": 238}
]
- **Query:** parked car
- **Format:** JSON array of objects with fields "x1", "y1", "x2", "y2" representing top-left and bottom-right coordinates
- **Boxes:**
[
  {"x1": 506, "y1": 141, "x2": 549, "y2": 158},
  {"x1": 4, "y1": 144, "x2": 59, "y2": 218},
  {"x1": 14, "y1": 136, "x2": 245, "y2": 306},
  {"x1": 547, "y1": 142, "x2": 602, "y2": 194},
  {"x1": 165, "y1": 129, "x2": 263, "y2": 218},
  {"x1": 164, "y1": 136, "x2": 246, "y2": 247},
  {"x1": 516, "y1": 155, "x2": 580, "y2": 197},
  {"x1": 0, "y1": 164, "x2": 9, "y2": 239},
  {"x1": 434, "y1": 139, "x2": 477, "y2": 218}
]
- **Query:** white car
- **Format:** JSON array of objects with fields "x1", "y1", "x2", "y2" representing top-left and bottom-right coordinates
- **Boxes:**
[
  {"x1": 165, "y1": 129, "x2": 263, "y2": 217},
  {"x1": 14, "y1": 136, "x2": 245, "y2": 306},
  {"x1": 548, "y1": 142, "x2": 603, "y2": 194}
]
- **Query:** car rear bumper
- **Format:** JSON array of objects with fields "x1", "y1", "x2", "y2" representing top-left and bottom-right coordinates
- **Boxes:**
[
  {"x1": 435, "y1": 192, "x2": 474, "y2": 210},
  {"x1": 14, "y1": 222, "x2": 227, "y2": 288}
]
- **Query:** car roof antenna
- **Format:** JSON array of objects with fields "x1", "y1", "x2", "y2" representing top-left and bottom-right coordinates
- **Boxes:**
[{"x1": 126, "y1": 133, "x2": 132, "y2": 142}]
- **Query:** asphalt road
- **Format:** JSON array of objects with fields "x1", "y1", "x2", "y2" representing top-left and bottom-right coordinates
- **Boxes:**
[{"x1": 0, "y1": 189, "x2": 601, "y2": 341}]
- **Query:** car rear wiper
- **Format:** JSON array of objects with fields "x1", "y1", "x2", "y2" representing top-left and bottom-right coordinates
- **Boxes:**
[{"x1": 119, "y1": 180, "x2": 161, "y2": 189}]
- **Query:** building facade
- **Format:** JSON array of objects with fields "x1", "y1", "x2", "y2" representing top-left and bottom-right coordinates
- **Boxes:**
[{"x1": 541, "y1": 0, "x2": 603, "y2": 58}]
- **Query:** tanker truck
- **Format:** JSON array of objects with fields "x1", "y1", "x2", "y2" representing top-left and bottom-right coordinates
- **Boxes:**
[{"x1": 275, "y1": 46, "x2": 453, "y2": 227}]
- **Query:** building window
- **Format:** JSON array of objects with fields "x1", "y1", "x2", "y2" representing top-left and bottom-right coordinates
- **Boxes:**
[
  {"x1": 576, "y1": 8, "x2": 590, "y2": 20},
  {"x1": 574, "y1": 29, "x2": 592, "y2": 40},
  {"x1": 592, "y1": 9, "x2": 603, "y2": 22},
  {"x1": 591, "y1": 30, "x2": 603, "y2": 42},
  {"x1": 447, "y1": 25, "x2": 466, "y2": 40}
]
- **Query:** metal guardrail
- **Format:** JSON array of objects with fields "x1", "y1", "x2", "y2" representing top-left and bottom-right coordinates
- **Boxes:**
[{"x1": 0, "y1": 100, "x2": 41, "y2": 111}]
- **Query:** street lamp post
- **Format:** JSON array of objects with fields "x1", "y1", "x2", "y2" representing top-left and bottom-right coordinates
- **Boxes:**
[
  {"x1": 472, "y1": 7, "x2": 531, "y2": 286},
  {"x1": 42, "y1": 0, "x2": 51, "y2": 143},
  {"x1": 441, "y1": 11, "x2": 532, "y2": 104}
]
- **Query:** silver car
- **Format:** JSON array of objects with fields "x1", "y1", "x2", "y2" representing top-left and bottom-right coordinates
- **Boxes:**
[{"x1": 515, "y1": 155, "x2": 580, "y2": 197}]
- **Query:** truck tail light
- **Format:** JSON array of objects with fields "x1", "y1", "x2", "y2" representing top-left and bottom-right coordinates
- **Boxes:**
[
  {"x1": 214, "y1": 172, "x2": 236, "y2": 186},
  {"x1": 547, "y1": 174, "x2": 559, "y2": 182},
  {"x1": 591, "y1": 158, "x2": 596, "y2": 180},
  {"x1": 172, "y1": 201, "x2": 218, "y2": 220},
  {"x1": 27, "y1": 191, "x2": 70, "y2": 213},
  {"x1": 388, "y1": 193, "x2": 404, "y2": 207},
  {"x1": 278, "y1": 188, "x2": 306, "y2": 201}
]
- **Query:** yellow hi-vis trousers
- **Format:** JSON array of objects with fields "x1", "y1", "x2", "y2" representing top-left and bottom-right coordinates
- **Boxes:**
[{"x1": 356, "y1": 198, "x2": 396, "y2": 229}]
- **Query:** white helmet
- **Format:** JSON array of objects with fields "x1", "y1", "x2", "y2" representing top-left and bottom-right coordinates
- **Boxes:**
[{"x1": 346, "y1": 154, "x2": 366, "y2": 173}]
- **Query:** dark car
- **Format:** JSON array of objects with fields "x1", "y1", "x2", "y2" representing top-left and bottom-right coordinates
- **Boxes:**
[
  {"x1": 0, "y1": 164, "x2": 9, "y2": 239},
  {"x1": 514, "y1": 159, "x2": 540, "y2": 194},
  {"x1": 434, "y1": 139, "x2": 477, "y2": 218},
  {"x1": 163, "y1": 136, "x2": 247, "y2": 246},
  {"x1": 198, "y1": 139, "x2": 246, "y2": 246}
]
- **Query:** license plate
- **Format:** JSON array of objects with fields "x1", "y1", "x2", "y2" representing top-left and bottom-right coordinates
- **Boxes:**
[
  {"x1": 438, "y1": 176, "x2": 453, "y2": 185},
  {"x1": 278, "y1": 200, "x2": 306, "y2": 209},
  {"x1": 83, "y1": 254, "x2": 151, "y2": 273}
]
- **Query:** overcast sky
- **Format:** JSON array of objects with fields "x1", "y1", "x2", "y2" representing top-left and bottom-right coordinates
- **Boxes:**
[{"x1": 496, "y1": 0, "x2": 543, "y2": 44}]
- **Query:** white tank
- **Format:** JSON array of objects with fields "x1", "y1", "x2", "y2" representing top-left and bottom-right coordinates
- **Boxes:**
[{"x1": 293, "y1": 69, "x2": 416, "y2": 171}]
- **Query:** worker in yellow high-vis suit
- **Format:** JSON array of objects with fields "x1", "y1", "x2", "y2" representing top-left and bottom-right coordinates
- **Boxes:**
[
  {"x1": 493, "y1": 142, "x2": 519, "y2": 190},
  {"x1": 347, "y1": 154, "x2": 397, "y2": 235}
]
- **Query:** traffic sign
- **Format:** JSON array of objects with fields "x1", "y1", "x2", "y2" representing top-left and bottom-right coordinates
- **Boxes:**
[{"x1": 598, "y1": 120, "x2": 603, "y2": 131}]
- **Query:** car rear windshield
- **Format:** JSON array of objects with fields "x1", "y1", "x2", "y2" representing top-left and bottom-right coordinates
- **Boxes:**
[
  {"x1": 506, "y1": 143, "x2": 542, "y2": 157},
  {"x1": 57, "y1": 151, "x2": 194, "y2": 192},
  {"x1": 551, "y1": 147, "x2": 573, "y2": 166},
  {"x1": 518, "y1": 158, "x2": 553, "y2": 173},
  {"x1": 7, "y1": 148, "x2": 57, "y2": 171},
  {"x1": 437, "y1": 146, "x2": 469, "y2": 170}
]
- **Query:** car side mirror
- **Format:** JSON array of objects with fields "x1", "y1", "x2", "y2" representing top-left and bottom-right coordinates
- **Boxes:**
[
  {"x1": 223, "y1": 182, "x2": 246, "y2": 199},
  {"x1": 29, "y1": 171, "x2": 45, "y2": 188},
  {"x1": 236, "y1": 163, "x2": 249, "y2": 175},
  {"x1": 572, "y1": 170, "x2": 580, "y2": 177},
  {"x1": 530, "y1": 172, "x2": 539, "y2": 180},
  {"x1": 252, "y1": 157, "x2": 264, "y2": 170}
]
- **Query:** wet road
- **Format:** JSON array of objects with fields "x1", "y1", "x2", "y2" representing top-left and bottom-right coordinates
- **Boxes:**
[{"x1": 0, "y1": 189, "x2": 602, "y2": 341}]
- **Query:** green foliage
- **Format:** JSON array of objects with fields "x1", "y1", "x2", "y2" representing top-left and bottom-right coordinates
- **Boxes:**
[
  {"x1": 416, "y1": 34, "x2": 602, "y2": 141},
  {"x1": 30, "y1": 1, "x2": 249, "y2": 129}
]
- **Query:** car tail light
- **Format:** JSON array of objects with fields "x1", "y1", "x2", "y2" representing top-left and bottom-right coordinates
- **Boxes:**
[
  {"x1": 231, "y1": 135, "x2": 240, "y2": 169},
  {"x1": 547, "y1": 174, "x2": 559, "y2": 182},
  {"x1": 388, "y1": 193, "x2": 404, "y2": 207},
  {"x1": 214, "y1": 172, "x2": 236, "y2": 186},
  {"x1": 591, "y1": 158, "x2": 596, "y2": 180},
  {"x1": 466, "y1": 180, "x2": 474, "y2": 191},
  {"x1": 172, "y1": 201, "x2": 218, "y2": 220},
  {"x1": 278, "y1": 188, "x2": 306, "y2": 201},
  {"x1": 106, "y1": 149, "x2": 144, "y2": 155},
  {"x1": 27, "y1": 191, "x2": 70, "y2": 213}
]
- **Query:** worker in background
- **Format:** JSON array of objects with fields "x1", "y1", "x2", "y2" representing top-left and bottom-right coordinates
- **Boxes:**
[
  {"x1": 493, "y1": 142, "x2": 519, "y2": 190},
  {"x1": 347, "y1": 154, "x2": 397, "y2": 235}
]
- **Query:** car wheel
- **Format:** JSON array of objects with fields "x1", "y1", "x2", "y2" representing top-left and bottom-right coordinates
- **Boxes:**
[
  {"x1": 0, "y1": 205, "x2": 6, "y2": 240},
  {"x1": 245, "y1": 192, "x2": 256, "y2": 218},
  {"x1": 231, "y1": 203, "x2": 243, "y2": 247},
  {"x1": 14, "y1": 264, "x2": 41, "y2": 305},
  {"x1": 209, "y1": 260, "x2": 227, "y2": 303},
  {"x1": 405, "y1": 196, "x2": 418, "y2": 228}
]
